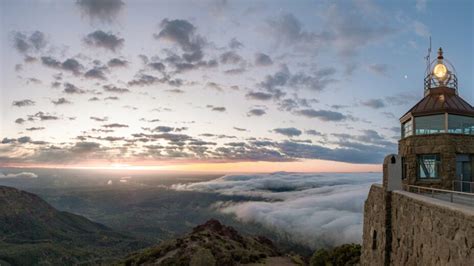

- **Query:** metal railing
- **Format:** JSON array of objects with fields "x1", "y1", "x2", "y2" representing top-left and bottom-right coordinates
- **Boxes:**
[
  {"x1": 452, "y1": 180, "x2": 474, "y2": 193},
  {"x1": 404, "y1": 184, "x2": 474, "y2": 207}
]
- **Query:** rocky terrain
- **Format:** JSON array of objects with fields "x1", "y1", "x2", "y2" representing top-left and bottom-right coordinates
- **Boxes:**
[{"x1": 123, "y1": 219, "x2": 301, "y2": 266}]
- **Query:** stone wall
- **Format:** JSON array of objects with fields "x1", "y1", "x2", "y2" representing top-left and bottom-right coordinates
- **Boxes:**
[
  {"x1": 399, "y1": 134, "x2": 474, "y2": 189},
  {"x1": 361, "y1": 184, "x2": 474, "y2": 265},
  {"x1": 361, "y1": 184, "x2": 387, "y2": 266}
]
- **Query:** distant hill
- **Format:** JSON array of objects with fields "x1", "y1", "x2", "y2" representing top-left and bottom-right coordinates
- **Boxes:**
[
  {"x1": 0, "y1": 185, "x2": 149, "y2": 265},
  {"x1": 123, "y1": 219, "x2": 301, "y2": 266}
]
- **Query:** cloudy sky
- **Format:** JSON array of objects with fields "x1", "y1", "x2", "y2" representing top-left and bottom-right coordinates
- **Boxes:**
[{"x1": 0, "y1": 0, "x2": 473, "y2": 172}]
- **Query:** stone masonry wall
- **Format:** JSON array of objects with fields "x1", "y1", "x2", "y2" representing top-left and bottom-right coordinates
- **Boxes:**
[
  {"x1": 361, "y1": 184, "x2": 387, "y2": 266},
  {"x1": 399, "y1": 134, "x2": 474, "y2": 189},
  {"x1": 361, "y1": 184, "x2": 474, "y2": 265},
  {"x1": 390, "y1": 190, "x2": 474, "y2": 265}
]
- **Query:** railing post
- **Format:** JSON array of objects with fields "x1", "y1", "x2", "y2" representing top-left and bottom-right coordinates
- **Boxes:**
[{"x1": 450, "y1": 193, "x2": 453, "y2": 203}]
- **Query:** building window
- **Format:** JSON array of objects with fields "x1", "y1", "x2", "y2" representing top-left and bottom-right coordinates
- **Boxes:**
[
  {"x1": 448, "y1": 114, "x2": 474, "y2": 135},
  {"x1": 415, "y1": 115, "x2": 445, "y2": 135},
  {"x1": 417, "y1": 154, "x2": 441, "y2": 179},
  {"x1": 401, "y1": 119, "x2": 413, "y2": 138},
  {"x1": 372, "y1": 230, "x2": 377, "y2": 250},
  {"x1": 402, "y1": 157, "x2": 407, "y2": 180}
]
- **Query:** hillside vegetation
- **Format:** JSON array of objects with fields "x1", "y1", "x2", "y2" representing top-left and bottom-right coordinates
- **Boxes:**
[{"x1": 0, "y1": 186, "x2": 148, "y2": 265}]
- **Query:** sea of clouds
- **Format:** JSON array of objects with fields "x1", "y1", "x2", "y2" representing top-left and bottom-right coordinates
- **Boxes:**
[{"x1": 172, "y1": 172, "x2": 381, "y2": 248}]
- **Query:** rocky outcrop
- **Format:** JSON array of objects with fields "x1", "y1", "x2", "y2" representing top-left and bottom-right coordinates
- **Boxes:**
[{"x1": 123, "y1": 219, "x2": 283, "y2": 266}]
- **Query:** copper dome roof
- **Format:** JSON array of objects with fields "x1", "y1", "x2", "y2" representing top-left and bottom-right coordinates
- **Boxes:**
[{"x1": 400, "y1": 86, "x2": 474, "y2": 122}]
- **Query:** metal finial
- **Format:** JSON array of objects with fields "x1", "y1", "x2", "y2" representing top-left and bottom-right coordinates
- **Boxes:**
[{"x1": 437, "y1": 47, "x2": 443, "y2": 59}]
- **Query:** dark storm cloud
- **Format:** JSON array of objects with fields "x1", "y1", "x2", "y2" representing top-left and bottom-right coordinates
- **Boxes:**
[
  {"x1": 223, "y1": 68, "x2": 245, "y2": 75},
  {"x1": 277, "y1": 97, "x2": 315, "y2": 112},
  {"x1": 102, "y1": 123, "x2": 128, "y2": 128},
  {"x1": 361, "y1": 99, "x2": 385, "y2": 109},
  {"x1": 166, "y1": 89, "x2": 185, "y2": 94},
  {"x1": 128, "y1": 74, "x2": 158, "y2": 86},
  {"x1": 128, "y1": 74, "x2": 183, "y2": 87},
  {"x1": 306, "y1": 130, "x2": 324, "y2": 136},
  {"x1": 90, "y1": 116, "x2": 108, "y2": 122},
  {"x1": 76, "y1": 0, "x2": 124, "y2": 24},
  {"x1": 2, "y1": 136, "x2": 48, "y2": 145},
  {"x1": 107, "y1": 58, "x2": 128, "y2": 67},
  {"x1": 219, "y1": 51, "x2": 243, "y2": 64},
  {"x1": 40, "y1": 56, "x2": 61, "y2": 68},
  {"x1": 27, "y1": 112, "x2": 59, "y2": 121},
  {"x1": 62, "y1": 58, "x2": 83, "y2": 74},
  {"x1": 26, "y1": 127, "x2": 45, "y2": 131},
  {"x1": 259, "y1": 65, "x2": 337, "y2": 94},
  {"x1": 247, "y1": 108, "x2": 266, "y2": 117},
  {"x1": 104, "y1": 96, "x2": 119, "y2": 101},
  {"x1": 149, "y1": 62, "x2": 166, "y2": 72},
  {"x1": 206, "y1": 105, "x2": 226, "y2": 112},
  {"x1": 51, "y1": 97, "x2": 72, "y2": 105},
  {"x1": 40, "y1": 57, "x2": 84, "y2": 75},
  {"x1": 85, "y1": 67, "x2": 107, "y2": 80},
  {"x1": 103, "y1": 84, "x2": 130, "y2": 93},
  {"x1": 273, "y1": 127, "x2": 302, "y2": 137},
  {"x1": 15, "y1": 118, "x2": 26, "y2": 124},
  {"x1": 63, "y1": 83, "x2": 86, "y2": 94},
  {"x1": 368, "y1": 64, "x2": 388, "y2": 76},
  {"x1": 229, "y1": 38, "x2": 243, "y2": 49},
  {"x1": 12, "y1": 31, "x2": 47, "y2": 54},
  {"x1": 295, "y1": 109, "x2": 346, "y2": 122},
  {"x1": 233, "y1": 127, "x2": 248, "y2": 132},
  {"x1": 151, "y1": 126, "x2": 174, "y2": 133},
  {"x1": 246, "y1": 91, "x2": 273, "y2": 101},
  {"x1": 254, "y1": 53, "x2": 273, "y2": 66},
  {"x1": 84, "y1": 30, "x2": 124, "y2": 52},
  {"x1": 206, "y1": 82, "x2": 223, "y2": 91},
  {"x1": 12, "y1": 99, "x2": 35, "y2": 107},
  {"x1": 154, "y1": 19, "x2": 206, "y2": 62}
]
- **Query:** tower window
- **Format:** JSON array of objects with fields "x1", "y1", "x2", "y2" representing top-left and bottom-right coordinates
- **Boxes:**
[
  {"x1": 402, "y1": 157, "x2": 407, "y2": 180},
  {"x1": 417, "y1": 154, "x2": 441, "y2": 179},
  {"x1": 448, "y1": 114, "x2": 474, "y2": 135},
  {"x1": 372, "y1": 230, "x2": 377, "y2": 250},
  {"x1": 415, "y1": 115, "x2": 445, "y2": 135},
  {"x1": 401, "y1": 119, "x2": 413, "y2": 138}
]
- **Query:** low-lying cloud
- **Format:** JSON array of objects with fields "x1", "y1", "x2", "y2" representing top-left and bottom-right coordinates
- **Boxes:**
[
  {"x1": 0, "y1": 172, "x2": 38, "y2": 179},
  {"x1": 172, "y1": 172, "x2": 380, "y2": 249}
]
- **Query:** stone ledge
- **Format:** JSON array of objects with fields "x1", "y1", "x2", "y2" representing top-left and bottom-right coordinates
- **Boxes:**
[{"x1": 393, "y1": 189, "x2": 474, "y2": 216}]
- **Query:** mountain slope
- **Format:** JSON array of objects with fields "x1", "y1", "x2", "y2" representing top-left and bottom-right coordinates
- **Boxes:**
[
  {"x1": 0, "y1": 185, "x2": 148, "y2": 265},
  {"x1": 123, "y1": 219, "x2": 300, "y2": 266}
]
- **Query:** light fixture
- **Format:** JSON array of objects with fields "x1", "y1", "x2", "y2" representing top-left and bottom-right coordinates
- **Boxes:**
[
  {"x1": 432, "y1": 47, "x2": 448, "y2": 82},
  {"x1": 433, "y1": 63, "x2": 447, "y2": 80}
]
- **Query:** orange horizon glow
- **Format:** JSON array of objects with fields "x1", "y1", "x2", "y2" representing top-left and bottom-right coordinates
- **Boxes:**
[{"x1": 0, "y1": 159, "x2": 381, "y2": 173}]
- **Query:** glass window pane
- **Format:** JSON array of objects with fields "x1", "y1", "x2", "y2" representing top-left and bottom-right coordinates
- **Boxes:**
[
  {"x1": 448, "y1": 114, "x2": 474, "y2": 135},
  {"x1": 417, "y1": 154, "x2": 440, "y2": 179},
  {"x1": 402, "y1": 119, "x2": 413, "y2": 138},
  {"x1": 415, "y1": 115, "x2": 445, "y2": 135}
]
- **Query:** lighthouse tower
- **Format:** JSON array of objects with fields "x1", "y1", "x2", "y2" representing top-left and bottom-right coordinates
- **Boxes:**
[{"x1": 398, "y1": 48, "x2": 474, "y2": 191}]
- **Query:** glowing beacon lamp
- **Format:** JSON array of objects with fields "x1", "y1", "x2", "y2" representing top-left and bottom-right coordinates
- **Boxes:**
[{"x1": 433, "y1": 48, "x2": 448, "y2": 82}]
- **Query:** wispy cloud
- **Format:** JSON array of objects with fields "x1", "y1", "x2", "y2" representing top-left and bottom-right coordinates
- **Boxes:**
[{"x1": 172, "y1": 172, "x2": 381, "y2": 248}]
